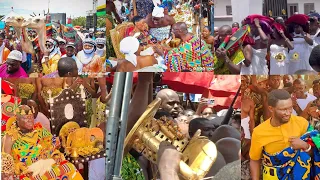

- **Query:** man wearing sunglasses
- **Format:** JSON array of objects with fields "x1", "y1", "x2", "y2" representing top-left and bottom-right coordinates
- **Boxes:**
[{"x1": 41, "y1": 39, "x2": 61, "y2": 75}]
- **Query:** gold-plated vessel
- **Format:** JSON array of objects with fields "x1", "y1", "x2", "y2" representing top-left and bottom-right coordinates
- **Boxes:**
[{"x1": 124, "y1": 98, "x2": 217, "y2": 180}]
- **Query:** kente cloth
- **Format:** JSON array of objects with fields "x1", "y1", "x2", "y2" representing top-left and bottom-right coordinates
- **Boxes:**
[
  {"x1": 42, "y1": 53, "x2": 61, "y2": 75},
  {"x1": 262, "y1": 125, "x2": 320, "y2": 180},
  {"x1": 288, "y1": 37, "x2": 313, "y2": 74},
  {"x1": 0, "y1": 64, "x2": 28, "y2": 78},
  {"x1": 121, "y1": 153, "x2": 145, "y2": 180},
  {"x1": 270, "y1": 44, "x2": 289, "y2": 75},
  {"x1": 213, "y1": 48, "x2": 245, "y2": 74},
  {"x1": 19, "y1": 162, "x2": 83, "y2": 180},
  {"x1": 1, "y1": 94, "x2": 21, "y2": 132},
  {"x1": 165, "y1": 36, "x2": 214, "y2": 72},
  {"x1": 149, "y1": 26, "x2": 171, "y2": 42},
  {"x1": 18, "y1": 83, "x2": 35, "y2": 99},
  {"x1": 6, "y1": 123, "x2": 81, "y2": 180}
]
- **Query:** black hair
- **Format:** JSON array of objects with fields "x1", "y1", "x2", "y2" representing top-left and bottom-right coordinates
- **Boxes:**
[
  {"x1": 203, "y1": 26, "x2": 211, "y2": 32},
  {"x1": 58, "y1": 57, "x2": 77, "y2": 77},
  {"x1": 155, "y1": 110, "x2": 172, "y2": 119},
  {"x1": 188, "y1": 117, "x2": 210, "y2": 137},
  {"x1": 310, "y1": 45, "x2": 320, "y2": 72},
  {"x1": 132, "y1": 16, "x2": 144, "y2": 25},
  {"x1": 268, "y1": 89, "x2": 291, "y2": 107},
  {"x1": 0, "y1": 33, "x2": 5, "y2": 39},
  {"x1": 287, "y1": 23, "x2": 309, "y2": 34}
]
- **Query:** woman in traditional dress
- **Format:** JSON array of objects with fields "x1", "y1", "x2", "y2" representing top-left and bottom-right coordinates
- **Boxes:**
[
  {"x1": 269, "y1": 22, "x2": 294, "y2": 75},
  {"x1": 287, "y1": 14, "x2": 314, "y2": 74},
  {"x1": 241, "y1": 15, "x2": 272, "y2": 75}
]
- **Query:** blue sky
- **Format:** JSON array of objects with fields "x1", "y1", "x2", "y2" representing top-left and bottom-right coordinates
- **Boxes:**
[{"x1": 0, "y1": 0, "x2": 102, "y2": 18}]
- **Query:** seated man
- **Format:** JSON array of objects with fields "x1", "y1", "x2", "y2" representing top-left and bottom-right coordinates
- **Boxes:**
[
  {"x1": 1, "y1": 105, "x2": 83, "y2": 179},
  {"x1": 116, "y1": 36, "x2": 158, "y2": 72},
  {"x1": 165, "y1": 22, "x2": 214, "y2": 72},
  {"x1": 0, "y1": 50, "x2": 28, "y2": 77},
  {"x1": 250, "y1": 89, "x2": 320, "y2": 180},
  {"x1": 145, "y1": 6, "x2": 175, "y2": 42}
]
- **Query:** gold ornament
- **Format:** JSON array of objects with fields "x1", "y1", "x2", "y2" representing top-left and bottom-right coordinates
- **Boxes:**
[
  {"x1": 1, "y1": 152, "x2": 15, "y2": 175},
  {"x1": 292, "y1": 52, "x2": 300, "y2": 61},
  {"x1": 274, "y1": 52, "x2": 286, "y2": 62}
]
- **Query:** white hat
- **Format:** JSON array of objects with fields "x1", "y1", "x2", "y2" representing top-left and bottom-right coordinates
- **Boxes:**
[
  {"x1": 7, "y1": 50, "x2": 23, "y2": 62},
  {"x1": 152, "y1": 6, "x2": 165, "y2": 18},
  {"x1": 176, "y1": 5, "x2": 181, "y2": 9},
  {"x1": 95, "y1": 38, "x2": 106, "y2": 45}
]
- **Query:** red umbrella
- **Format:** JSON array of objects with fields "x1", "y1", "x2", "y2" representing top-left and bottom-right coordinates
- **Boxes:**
[
  {"x1": 203, "y1": 75, "x2": 241, "y2": 111},
  {"x1": 162, "y1": 72, "x2": 214, "y2": 94}
]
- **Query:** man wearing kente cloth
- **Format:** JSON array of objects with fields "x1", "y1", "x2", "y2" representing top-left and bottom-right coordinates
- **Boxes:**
[
  {"x1": 250, "y1": 89, "x2": 320, "y2": 180},
  {"x1": 1, "y1": 105, "x2": 83, "y2": 180},
  {"x1": 106, "y1": 0, "x2": 122, "y2": 59},
  {"x1": 165, "y1": 22, "x2": 214, "y2": 72}
]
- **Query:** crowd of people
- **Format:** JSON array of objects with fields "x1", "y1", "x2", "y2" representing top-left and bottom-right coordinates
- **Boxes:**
[
  {"x1": 106, "y1": 0, "x2": 216, "y2": 72},
  {"x1": 214, "y1": 12, "x2": 320, "y2": 75},
  {"x1": 105, "y1": 0, "x2": 320, "y2": 74},
  {"x1": 241, "y1": 75, "x2": 320, "y2": 179},
  {"x1": 1, "y1": 74, "x2": 241, "y2": 180},
  {"x1": 0, "y1": 20, "x2": 108, "y2": 78}
]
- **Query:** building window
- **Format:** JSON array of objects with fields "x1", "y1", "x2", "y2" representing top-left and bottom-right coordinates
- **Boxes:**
[
  {"x1": 288, "y1": 3, "x2": 298, "y2": 17},
  {"x1": 304, "y1": 3, "x2": 315, "y2": 14},
  {"x1": 226, "y1": 6, "x2": 232, "y2": 15}
]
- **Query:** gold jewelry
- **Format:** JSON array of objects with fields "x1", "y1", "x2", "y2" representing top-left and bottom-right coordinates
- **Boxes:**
[{"x1": 1, "y1": 152, "x2": 15, "y2": 175}]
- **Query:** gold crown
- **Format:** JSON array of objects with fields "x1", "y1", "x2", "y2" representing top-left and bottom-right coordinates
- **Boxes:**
[{"x1": 14, "y1": 105, "x2": 34, "y2": 115}]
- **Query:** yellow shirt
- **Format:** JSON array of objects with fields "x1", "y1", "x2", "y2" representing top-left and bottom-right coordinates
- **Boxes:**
[{"x1": 249, "y1": 115, "x2": 309, "y2": 160}]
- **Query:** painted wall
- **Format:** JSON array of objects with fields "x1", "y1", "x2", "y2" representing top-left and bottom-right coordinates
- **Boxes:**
[{"x1": 287, "y1": 0, "x2": 320, "y2": 14}]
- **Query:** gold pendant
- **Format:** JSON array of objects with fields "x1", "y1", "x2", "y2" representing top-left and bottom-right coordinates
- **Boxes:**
[{"x1": 274, "y1": 52, "x2": 286, "y2": 62}]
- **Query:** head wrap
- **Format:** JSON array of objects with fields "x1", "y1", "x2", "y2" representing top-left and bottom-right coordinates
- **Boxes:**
[
  {"x1": 83, "y1": 38, "x2": 97, "y2": 54},
  {"x1": 272, "y1": 22, "x2": 293, "y2": 41},
  {"x1": 244, "y1": 14, "x2": 274, "y2": 35},
  {"x1": 285, "y1": 14, "x2": 310, "y2": 33},
  {"x1": 152, "y1": 6, "x2": 165, "y2": 18},
  {"x1": 120, "y1": 37, "x2": 140, "y2": 67},
  {"x1": 95, "y1": 38, "x2": 106, "y2": 45}
]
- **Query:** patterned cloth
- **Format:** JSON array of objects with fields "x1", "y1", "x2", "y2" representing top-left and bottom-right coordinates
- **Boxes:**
[
  {"x1": 1, "y1": 95, "x2": 21, "y2": 132},
  {"x1": 165, "y1": 36, "x2": 214, "y2": 72},
  {"x1": 262, "y1": 124, "x2": 320, "y2": 180},
  {"x1": 18, "y1": 83, "x2": 35, "y2": 100},
  {"x1": 6, "y1": 123, "x2": 82, "y2": 180},
  {"x1": 149, "y1": 26, "x2": 171, "y2": 42},
  {"x1": 136, "y1": 0, "x2": 154, "y2": 18}
]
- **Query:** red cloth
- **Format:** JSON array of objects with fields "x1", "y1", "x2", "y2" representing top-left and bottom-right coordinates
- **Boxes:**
[
  {"x1": 1, "y1": 80, "x2": 14, "y2": 95},
  {"x1": 272, "y1": 22, "x2": 293, "y2": 41},
  {"x1": 286, "y1": 14, "x2": 309, "y2": 26},
  {"x1": 1, "y1": 95, "x2": 21, "y2": 131},
  {"x1": 202, "y1": 75, "x2": 241, "y2": 111},
  {"x1": 244, "y1": 14, "x2": 275, "y2": 25},
  {"x1": 162, "y1": 72, "x2": 214, "y2": 94}
]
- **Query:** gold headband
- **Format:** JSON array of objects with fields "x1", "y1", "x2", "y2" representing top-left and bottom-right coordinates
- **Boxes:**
[{"x1": 14, "y1": 105, "x2": 35, "y2": 116}]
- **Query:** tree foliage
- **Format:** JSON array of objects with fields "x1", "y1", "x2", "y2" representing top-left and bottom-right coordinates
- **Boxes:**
[{"x1": 72, "y1": 16, "x2": 86, "y2": 27}]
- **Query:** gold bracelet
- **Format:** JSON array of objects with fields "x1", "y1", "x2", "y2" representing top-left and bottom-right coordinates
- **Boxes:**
[{"x1": 1, "y1": 152, "x2": 15, "y2": 174}]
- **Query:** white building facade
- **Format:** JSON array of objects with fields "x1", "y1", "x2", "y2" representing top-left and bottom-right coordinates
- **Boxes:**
[{"x1": 214, "y1": 0, "x2": 320, "y2": 27}]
